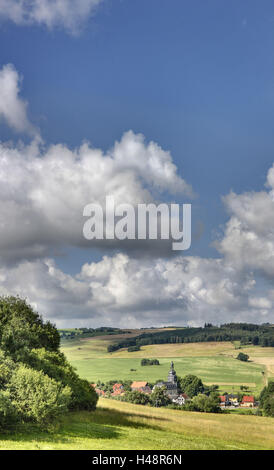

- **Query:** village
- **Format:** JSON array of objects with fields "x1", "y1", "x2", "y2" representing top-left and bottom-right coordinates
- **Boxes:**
[{"x1": 92, "y1": 361, "x2": 258, "y2": 410}]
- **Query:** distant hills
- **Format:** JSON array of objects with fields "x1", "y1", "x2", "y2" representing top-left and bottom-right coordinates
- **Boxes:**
[
  {"x1": 106, "y1": 323, "x2": 274, "y2": 352},
  {"x1": 59, "y1": 323, "x2": 274, "y2": 352}
]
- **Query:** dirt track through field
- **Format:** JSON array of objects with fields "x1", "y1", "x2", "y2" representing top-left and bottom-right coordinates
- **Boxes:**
[{"x1": 249, "y1": 356, "x2": 274, "y2": 386}]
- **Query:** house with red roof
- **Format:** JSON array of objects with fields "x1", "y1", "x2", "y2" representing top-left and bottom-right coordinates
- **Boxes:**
[
  {"x1": 113, "y1": 383, "x2": 124, "y2": 392},
  {"x1": 131, "y1": 381, "x2": 152, "y2": 394},
  {"x1": 111, "y1": 383, "x2": 124, "y2": 397},
  {"x1": 219, "y1": 395, "x2": 230, "y2": 407},
  {"x1": 241, "y1": 395, "x2": 255, "y2": 407}
]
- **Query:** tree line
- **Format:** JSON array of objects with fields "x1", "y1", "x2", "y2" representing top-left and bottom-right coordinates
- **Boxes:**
[{"x1": 107, "y1": 323, "x2": 274, "y2": 352}]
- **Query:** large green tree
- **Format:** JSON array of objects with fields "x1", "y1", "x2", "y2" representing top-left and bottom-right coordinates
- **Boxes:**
[
  {"x1": 190, "y1": 393, "x2": 221, "y2": 413},
  {"x1": 0, "y1": 296, "x2": 98, "y2": 429},
  {"x1": 0, "y1": 296, "x2": 60, "y2": 359},
  {"x1": 150, "y1": 387, "x2": 171, "y2": 407},
  {"x1": 178, "y1": 374, "x2": 204, "y2": 397}
]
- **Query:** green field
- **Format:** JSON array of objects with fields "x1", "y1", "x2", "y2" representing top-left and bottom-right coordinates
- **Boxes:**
[
  {"x1": 61, "y1": 337, "x2": 273, "y2": 394},
  {"x1": 1, "y1": 398, "x2": 273, "y2": 450}
]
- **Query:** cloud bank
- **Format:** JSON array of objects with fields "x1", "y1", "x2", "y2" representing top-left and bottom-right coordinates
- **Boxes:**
[
  {"x1": 0, "y1": 63, "x2": 273, "y2": 327},
  {"x1": 0, "y1": 253, "x2": 271, "y2": 328}
]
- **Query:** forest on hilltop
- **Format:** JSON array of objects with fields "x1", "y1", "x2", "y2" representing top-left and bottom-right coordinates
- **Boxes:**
[{"x1": 107, "y1": 323, "x2": 274, "y2": 352}]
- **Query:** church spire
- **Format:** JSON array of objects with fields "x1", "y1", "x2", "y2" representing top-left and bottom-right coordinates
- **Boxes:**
[{"x1": 167, "y1": 361, "x2": 177, "y2": 384}]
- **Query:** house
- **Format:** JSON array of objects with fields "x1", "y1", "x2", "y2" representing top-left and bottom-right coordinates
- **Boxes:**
[
  {"x1": 228, "y1": 394, "x2": 239, "y2": 406},
  {"x1": 219, "y1": 395, "x2": 230, "y2": 407},
  {"x1": 141, "y1": 386, "x2": 152, "y2": 394},
  {"x1": 131, "y1": 381, "x2": 152, "y2": 394},
  {"x1": 95, "y1": 388, "x2": 106, "y2": 397},
  {"x1": 113, "y1": 383, "x2": 124, "y2": 393},
  {"x1": 131, "y1": 381, "x2": 147, "y2": 390},
  {"x1": 173, "y1": 393, "x2": 190, "y2": 405},
  {"x1": 153, "y1": 361, "x2": 179, "y2": 399},
  {"x1": 241, "y1": 395, "x2": 255, "y2": 407},
  {"x1": 111, "y1": 383, "x2": 124, "y2": 396}
]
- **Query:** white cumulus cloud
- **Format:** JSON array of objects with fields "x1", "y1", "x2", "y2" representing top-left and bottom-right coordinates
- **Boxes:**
[
  {"x1": 0, "y1": 130, "x2": 192, "y2": 262},
  {"x1": 0, "y1": 253, "x2": 270, "y2": 327},
  {"x1": 0, "y1": 64, "x2": 38, "y2": 137},
  {"x1": 216, "y1": 165, "x2": 274, "y2": 278},
  {"x1": 0, "y1": 0, "x2": 103, "y2": 34}
]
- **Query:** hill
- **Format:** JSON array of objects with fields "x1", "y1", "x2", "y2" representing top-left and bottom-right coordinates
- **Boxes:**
[
  {"x1": 1, "y1": 398, "x2": 273, "y2": 450},
  {"x1": 106, "y1": 323, "x2": 274, "y2": 352},
  {"x1": 61, "y1": 336, "x2": 274, "y2": 394}
]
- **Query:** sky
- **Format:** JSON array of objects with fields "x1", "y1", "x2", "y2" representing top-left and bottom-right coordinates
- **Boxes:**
[{"x1": 0, "y1": 0, "x2": 274, "y2": 327}]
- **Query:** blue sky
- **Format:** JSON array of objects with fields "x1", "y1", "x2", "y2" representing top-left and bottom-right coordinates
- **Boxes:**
[{"x1": 0, "y1": 0, "x2": 274, "y2": 326}]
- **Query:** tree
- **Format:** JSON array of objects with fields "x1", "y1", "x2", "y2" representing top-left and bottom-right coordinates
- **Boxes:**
[
  {"x1": 7, "y1": 365, "x2": 71, "y2": 427},
  {"x1": 0, "y1": 391, "x2": 17, "y2": 430},
  {"x1": 203, "y1": 384, "x2": 219, "y2": 395},
  {"x1": 259, "y1": 381, "x2": 274, "y2": 417},
  {"x1": 178, "y1": 375, "x2": 204, "y2": 398},
  {"x1": 190, "y1": 393, "x2": 221, "y2": 413},
  {"x1": 141, "y1": 358, "x2": 160, "y2": 366},
  {"x1": 0, "y1": 296, "x2": 59, "y2": 359},
  {"x1": 0, "y1": 297, "x2": 99, "y2": 431},
  {"x1": 128, "y1": 346, "x2": 140, "y2": 352},
  {"x1": 123, "y1": 390, "x2": 150, "y2": 405},
  {"x1": 237, "y1": 352, "x2": 249, "y2": 362},
  {"x1": 150, "y1": 387, "x2": 171, "y2": 407},
  {"x1": 26, "y1": 348, "x2": 98, "y2": 411},
  {"x1": 0, "y1": 351, "x2": 17, "y2": 388}
]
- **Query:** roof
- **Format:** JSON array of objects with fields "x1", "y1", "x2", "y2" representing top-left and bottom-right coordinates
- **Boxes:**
[
  {"x1": 181, "y1": 393, "x2": 189, "y2": 399},
  {"x1": 112, "y1": 389, "x2": 124, "y2": 396},
  {"x1": 131, "y1": 381, "x2": 148, "y2": 388},
  {"x1": 95, "y1": 389, "x2": 105, "y2": 396},
  {"x1": 242, "y1": 395, "x2": 254, "y2": 403},
  {"x1": 141, "y1": 386, "x2": 152, "y2": 394},
  {"x1": 113, "y1": 383, "x2": 123, "y2": 390},
  {"x1": 219, "y1": 395, "x2": 228, "y2": 402}
]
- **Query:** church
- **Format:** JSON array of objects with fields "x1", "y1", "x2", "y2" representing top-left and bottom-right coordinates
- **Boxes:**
[{"x1": 153, "y1": 361, "x2": 179, "y2": 399}]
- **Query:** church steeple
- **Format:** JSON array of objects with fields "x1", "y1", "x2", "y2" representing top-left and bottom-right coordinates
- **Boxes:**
[{"x1": 167, "y1": 361, "x2": 177, "y2": 384}]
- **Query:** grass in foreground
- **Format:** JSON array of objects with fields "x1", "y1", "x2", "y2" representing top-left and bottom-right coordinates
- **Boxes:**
[{"x1": 1, "y1": 398, "x2": 274, "y2": 450}]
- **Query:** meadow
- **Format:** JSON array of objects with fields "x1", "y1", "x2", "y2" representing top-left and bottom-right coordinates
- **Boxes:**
[
  {"x1": 1, "y1": 398, "x2": 273, "y2": 450},
  {"x1": 61, "y1": 335, "x2": 273, "y2": 394}
]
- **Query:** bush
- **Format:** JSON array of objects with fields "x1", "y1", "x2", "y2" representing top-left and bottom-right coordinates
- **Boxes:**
[
  {"x1": 190, "y1": 393, "x2": 221, "y2": 413},
  {"x1": 237, "y1": 352, "x2": 249, "y2": 362},
  {"x1": 26, "y1": 348, "x2": 98, "y2": 411},
  {"x1": 7, "y1": 365, "x2": 71, "y2": 427}
]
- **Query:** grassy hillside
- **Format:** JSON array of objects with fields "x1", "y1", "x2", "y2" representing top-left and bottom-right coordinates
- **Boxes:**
[
  {"x1": 61, "y1": 338, "x2": 273, "y2": 394},
  {"x1": 1, "y1": 398, "x2": 273, "y2": 450}
]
